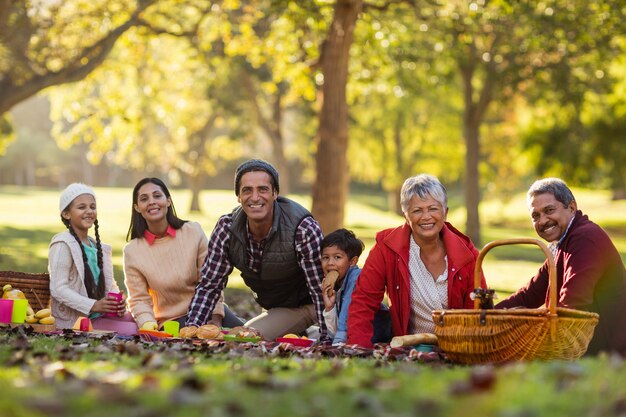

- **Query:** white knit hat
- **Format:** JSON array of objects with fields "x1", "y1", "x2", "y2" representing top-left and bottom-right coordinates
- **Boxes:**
[{"x1": 59, "y1": 183, "x2": 96, "y2": 213}]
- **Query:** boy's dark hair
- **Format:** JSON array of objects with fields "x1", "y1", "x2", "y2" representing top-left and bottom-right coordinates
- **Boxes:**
[{"x1": 321, "y1": 228, "x2": 364, "y2": 259}]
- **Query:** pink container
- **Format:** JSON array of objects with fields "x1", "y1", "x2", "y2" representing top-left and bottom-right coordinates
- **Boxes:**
[
  {"x1": 105, "y1": 292, "x2": 123, "y2": 317},
  {"x1": 0, "y1": 299, "x2": 14, "y2": 323}
]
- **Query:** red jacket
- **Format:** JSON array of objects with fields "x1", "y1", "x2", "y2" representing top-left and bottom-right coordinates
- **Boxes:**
[{"x1": 347, "y1": 222, "x2": 485, "y2": 347}]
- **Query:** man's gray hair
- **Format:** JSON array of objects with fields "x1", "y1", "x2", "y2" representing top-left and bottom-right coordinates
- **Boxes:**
[
  {"x1": 527, "y1": 177, "x2": 575, "y2": 208},
  {"x1": 400, "y1": 174, "x2": 448, "y2": 213}
]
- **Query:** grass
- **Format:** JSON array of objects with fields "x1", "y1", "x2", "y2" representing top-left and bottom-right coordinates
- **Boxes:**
[
  {"x1": 2, "y1": 185, "x2": 625, "y2": 295},
  {"x1": 1, "y1": 186, "x2": 626, "y2": 416},
  {"x1": 0, "y1": 332, "x2": 625, "y2": 417}
]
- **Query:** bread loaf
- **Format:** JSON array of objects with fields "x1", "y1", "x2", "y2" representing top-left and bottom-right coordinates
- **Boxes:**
[{"x1": 390, "y1": 333, "x2": 438, "y2": 348}]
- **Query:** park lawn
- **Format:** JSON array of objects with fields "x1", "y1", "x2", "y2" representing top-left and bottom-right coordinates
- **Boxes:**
[
  {"x1": 0, "y1": 331, "x2": 625, "y2": 417},
  {"x1": 1, "y1": 186, "x2": 626, "y2": 416},
  {"x1": 1, "y1": 185, "x2": 625, "y2": 295}
]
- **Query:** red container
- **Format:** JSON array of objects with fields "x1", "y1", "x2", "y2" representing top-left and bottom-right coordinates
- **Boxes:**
[
  {"x1": 276, "y1": 337, "x2": 315, "y2": 347},
  {"x1": 80, "y1": 317, "x2": 92, "y2": 332}
]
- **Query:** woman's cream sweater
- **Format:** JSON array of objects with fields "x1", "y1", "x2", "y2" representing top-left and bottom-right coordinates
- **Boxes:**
[{"x1": 123, "y1": 221, "x2": 225, "y2": 327}]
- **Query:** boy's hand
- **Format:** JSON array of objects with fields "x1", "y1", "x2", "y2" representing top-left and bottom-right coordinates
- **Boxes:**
[{"x1": 322, "y1": 288, "x2": 336, "y2": 311}]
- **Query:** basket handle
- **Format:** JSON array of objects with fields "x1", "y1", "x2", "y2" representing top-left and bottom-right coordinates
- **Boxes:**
[{"x1": 473, "y1": 238, "x2": 557, "y2": 316}]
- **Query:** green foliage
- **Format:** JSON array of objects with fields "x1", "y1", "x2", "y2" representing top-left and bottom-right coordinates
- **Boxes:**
[{"x1": 347, "y1": 4, "x2": 465, "y2": 198}]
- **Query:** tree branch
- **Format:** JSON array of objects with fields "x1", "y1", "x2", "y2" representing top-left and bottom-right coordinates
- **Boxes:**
[{"x1": 0, "y1": 0, "x2": 156, "y2": 115}]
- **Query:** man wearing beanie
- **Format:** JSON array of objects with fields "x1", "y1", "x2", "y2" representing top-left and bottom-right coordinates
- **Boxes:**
[{"x1": 185, "y1": 159, "x2": 329, "y2": 342}]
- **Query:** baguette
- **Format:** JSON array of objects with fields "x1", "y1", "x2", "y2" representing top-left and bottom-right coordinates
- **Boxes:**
[{"x1": 390, "y1": 333, "x2": 438, "y2": 348}]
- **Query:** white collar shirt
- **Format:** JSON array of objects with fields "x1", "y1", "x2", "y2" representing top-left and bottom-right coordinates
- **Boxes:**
[{"x1": 407, "y1": 237, "x2": 448, "y2": 334}]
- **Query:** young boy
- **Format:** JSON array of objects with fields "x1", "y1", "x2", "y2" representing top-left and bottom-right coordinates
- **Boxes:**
[{"x1": 321, "y1": 229, "x2": 391, "y2": 345}]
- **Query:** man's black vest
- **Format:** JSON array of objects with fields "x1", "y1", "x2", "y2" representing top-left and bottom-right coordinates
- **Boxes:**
[{"x1": 228, "y1": 196, "x2": 313, "y2": 310}]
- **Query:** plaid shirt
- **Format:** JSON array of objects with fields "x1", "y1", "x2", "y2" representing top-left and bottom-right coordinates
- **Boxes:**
[{"x1": 186, "y1": 213, "x2": 329, "y2": 342}]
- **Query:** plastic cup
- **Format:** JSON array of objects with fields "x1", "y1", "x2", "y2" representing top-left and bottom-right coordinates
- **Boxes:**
[
  {"x1": 163, "y1": 320, "x2": 179, "y2": 337},
  {"x1": 80, "y1": 317, "x2": 92, "y2": 332},
  {"x1": 0, "y1": 299, "x2": 14, "y2": 323},
  {"x1": 11, "y1": 299, "x2": 28, "y2": 323},
  {"x1": 105, "y1": 291, "x2": 123, "y2": 317}
]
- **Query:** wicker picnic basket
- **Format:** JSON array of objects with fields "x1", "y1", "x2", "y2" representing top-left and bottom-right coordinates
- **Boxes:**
[
  {"x1": 432, "y1": 238, "x2": 599, "y2": 364},
  {"x1": 0, "y1": 270, "x2": 51, "y2": 310}
]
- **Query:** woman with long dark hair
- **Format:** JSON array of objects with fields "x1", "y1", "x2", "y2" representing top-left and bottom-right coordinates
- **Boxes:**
[{"x1": 123, "y1": 178, "x2": 243, "y2": 331}]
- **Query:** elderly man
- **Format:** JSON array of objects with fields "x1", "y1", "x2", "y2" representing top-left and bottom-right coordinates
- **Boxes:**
[
  {"x1": 184, "y1": 159, "x2": 328, "y2": 342},
  {"x1": 496, "y1": 178, "x2": 626, "y2": 355}
]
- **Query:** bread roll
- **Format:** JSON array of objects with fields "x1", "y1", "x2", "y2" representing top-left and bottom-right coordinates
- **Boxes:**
[
  {"x1": 322, "y1": 270, "x2": 340, "y2": 297},
  {"x1": 179, "y1": 326, "x2": 198, "y2": 338},
  {"x1": 197, "y1": 324, "x2": 222, "y2": 339}
]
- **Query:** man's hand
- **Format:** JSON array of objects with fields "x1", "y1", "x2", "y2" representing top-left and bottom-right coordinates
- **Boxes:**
[{"x1": 207, "y1": 314, "x2": 224, "y2": 327}]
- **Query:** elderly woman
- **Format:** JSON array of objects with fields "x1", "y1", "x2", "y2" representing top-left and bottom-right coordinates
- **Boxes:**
[{"x1": 346, "y1": 174, "x2": 486, "y2": 348}]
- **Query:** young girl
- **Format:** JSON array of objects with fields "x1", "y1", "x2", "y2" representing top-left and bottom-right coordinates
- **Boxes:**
[
  {"x1": 123, "y1": 177, "x2": 243, "y2": 331},
  {"x1": 48, "y1": 183, "x2": 137, "y2": 335}
]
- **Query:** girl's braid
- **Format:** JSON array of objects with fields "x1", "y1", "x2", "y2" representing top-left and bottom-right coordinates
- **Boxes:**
[
  {"x1": 63, "y1": 218, "x2": 101, "y2": 299},
  {"x1": 93, "y1": 219, "x2": 105, "y2": 298}
]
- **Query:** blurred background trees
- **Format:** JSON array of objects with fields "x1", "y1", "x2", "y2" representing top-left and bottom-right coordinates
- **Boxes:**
[{"x1": 1, "y1": 0, "x2": 625, "y2": 243}]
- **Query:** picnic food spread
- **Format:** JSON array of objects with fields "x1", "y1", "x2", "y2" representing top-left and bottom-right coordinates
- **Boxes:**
[
  {"x1": 30, "y1": 308, "x2": 55, "y2": 325},
  {"x1": 3, "y1": 284, "x2": 36, "y2": 316},
  {"x1": 177, "y1": 325, "x2": 262, "y2": 341},
  {"x1": 3, "y1": 283, "x2": 54, "y2": 325}
]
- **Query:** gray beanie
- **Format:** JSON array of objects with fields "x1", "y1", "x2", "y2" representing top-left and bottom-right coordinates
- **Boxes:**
[
  {"x1": 59, "y1": 183, "x2": 96, "y2": 213},
  {"x1": 234, "y1": 159, "x2": 279, "y2": 196}
]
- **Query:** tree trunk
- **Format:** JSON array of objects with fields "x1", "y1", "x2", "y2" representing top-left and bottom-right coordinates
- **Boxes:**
[
  {"x1": 464, "y1": 116, "x2": 481, "y2": 245},
  {"x1": 270, "y1": 93, "x2": 290, "y2": 195},
  {"x1": 311, "y1": 0, "x2": 362, "y2": 234},
  {"x1": 459, "y1": 48, "x2": 496, "y2": 246},
  {"x1": 189, "y1": 174, "x2": 203, "y2": 212},
  {"x1": 388, "y1": 187, "x2": 402, "y2": 216},
  {"x1": 240, "y1": 72, "x2": 291, "y2": 194},
  {"x1": 185, "y1": 114, "x2": 219, "y2": 213}
]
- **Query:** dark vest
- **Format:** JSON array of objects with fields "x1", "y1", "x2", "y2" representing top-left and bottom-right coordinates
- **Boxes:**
[{"x1": 228, "y1": 197, "x2": 313, "y2": 310}]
